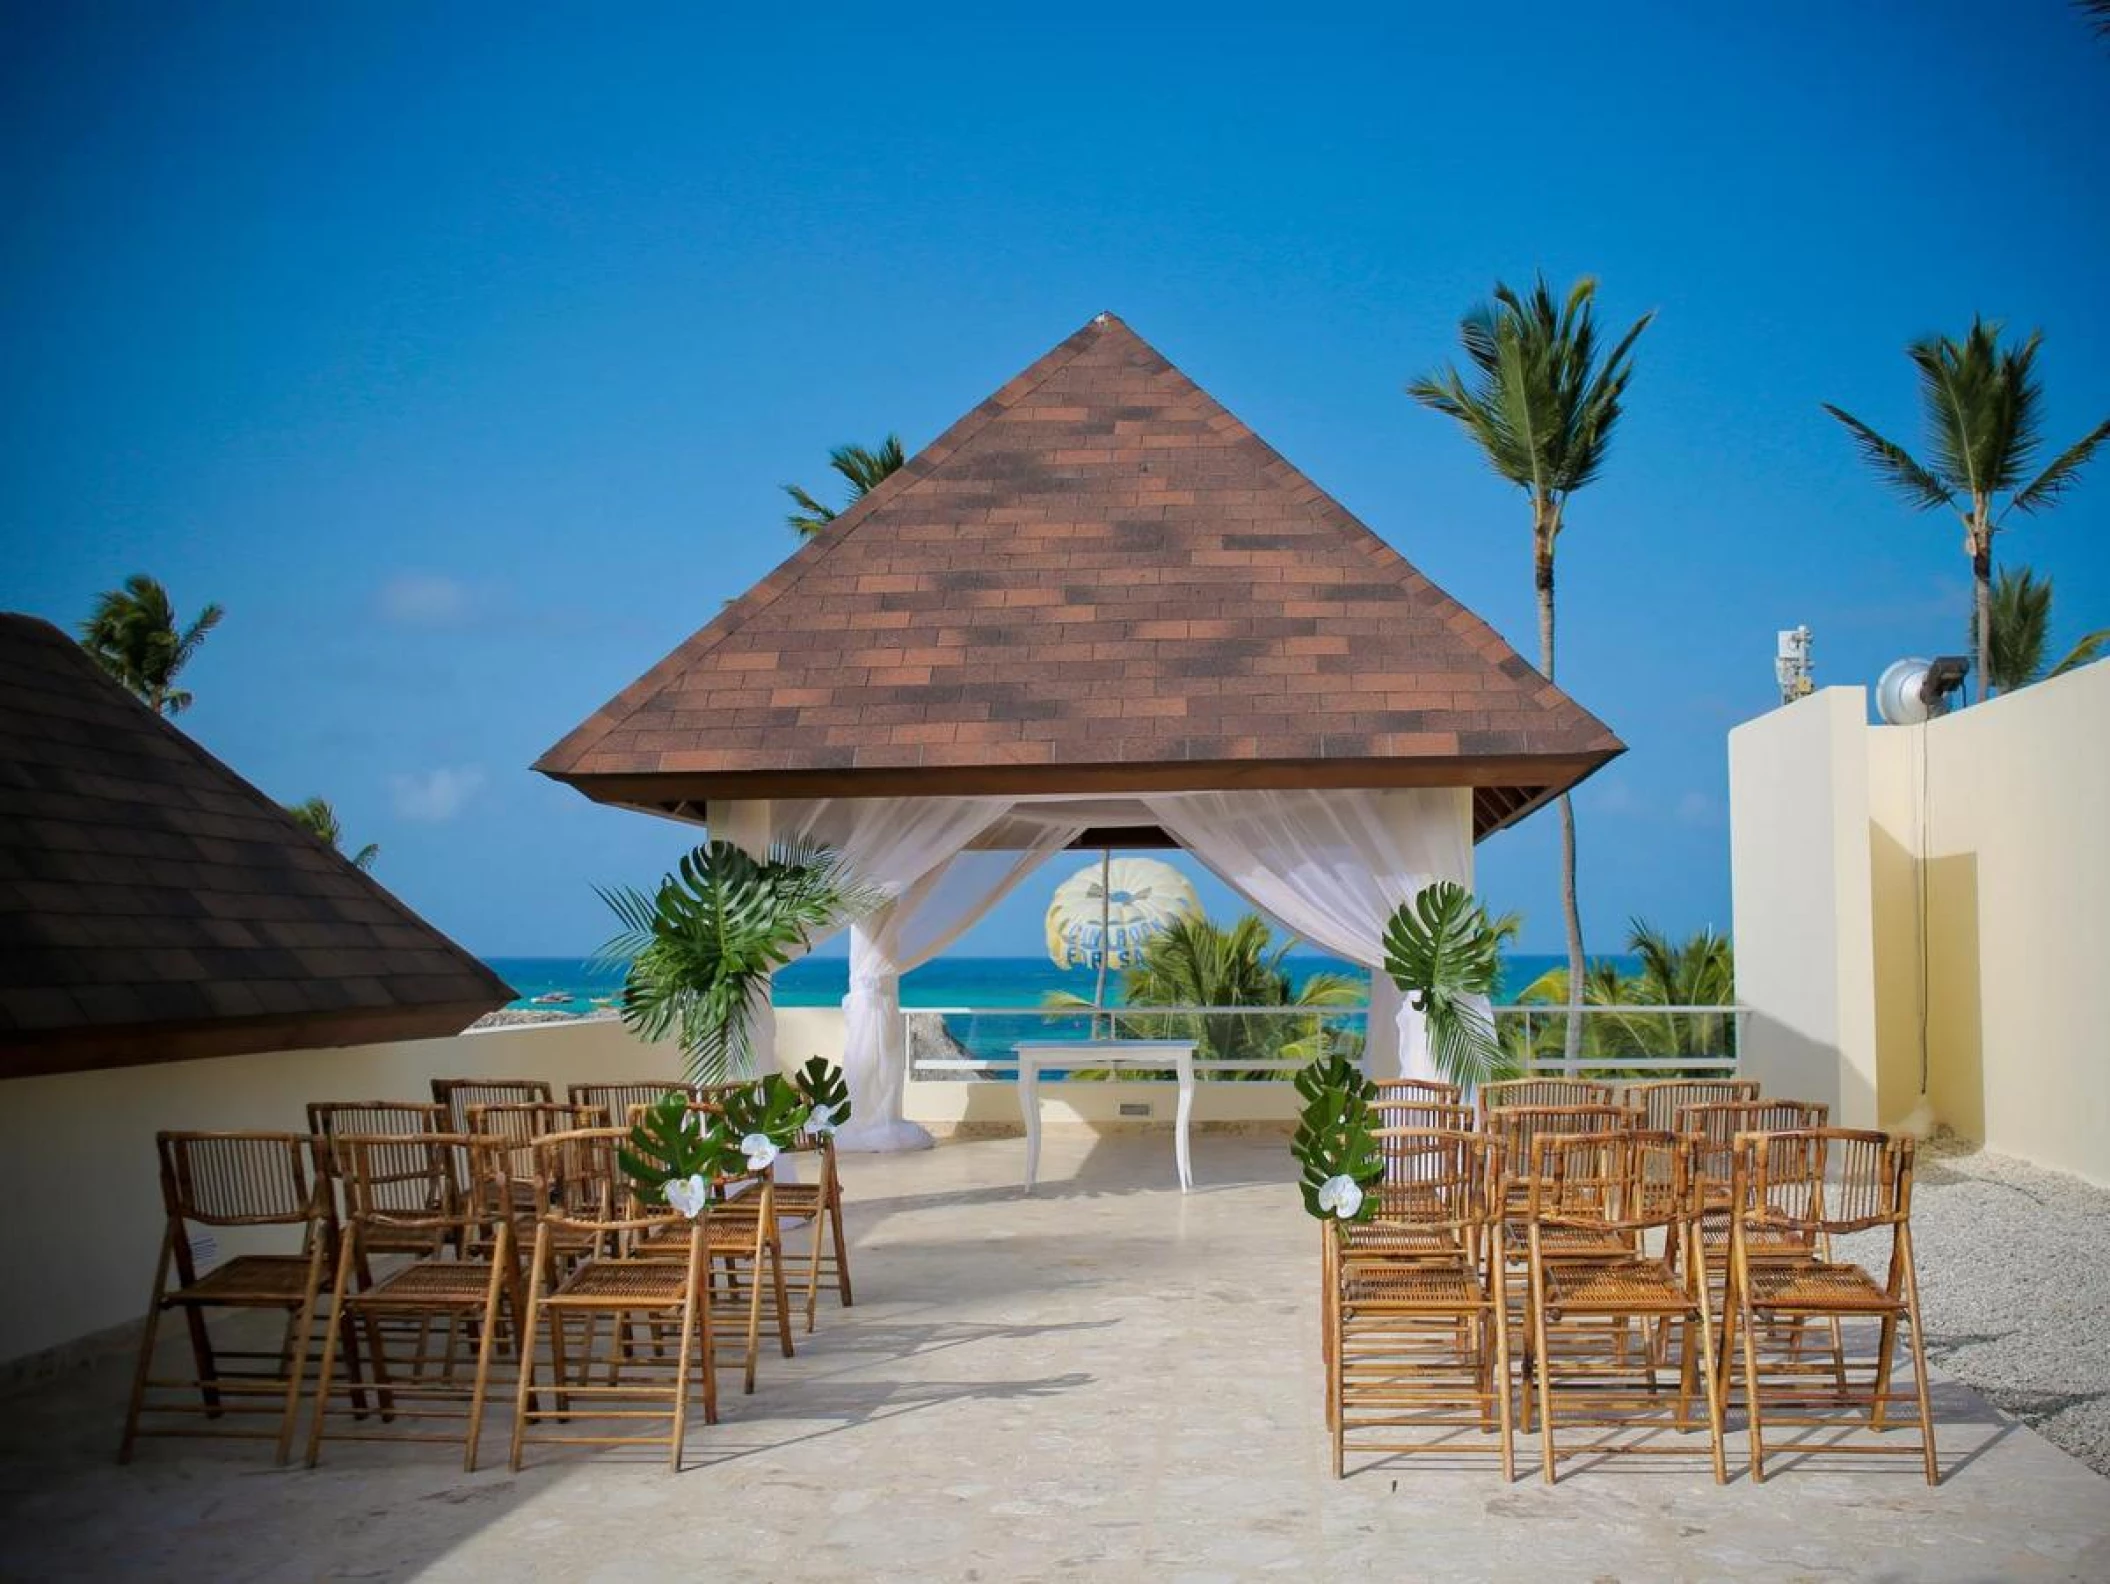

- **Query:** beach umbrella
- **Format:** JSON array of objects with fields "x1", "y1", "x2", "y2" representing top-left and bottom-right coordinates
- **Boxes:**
[{"x1": 1046, "y1": 855, "x2": 1202, "y2": 1009}]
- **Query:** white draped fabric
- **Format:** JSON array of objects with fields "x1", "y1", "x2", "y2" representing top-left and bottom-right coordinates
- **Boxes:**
[
  {"x1": 777, "y1": 798, "x2": 1084, "y2": 1151},
  {"x1": 1141, "y1": 788, "x2": 1478, "y2": 1083}
]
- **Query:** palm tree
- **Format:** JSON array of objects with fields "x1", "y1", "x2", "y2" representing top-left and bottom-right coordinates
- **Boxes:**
[
  {"x1": 1050, "y1": 913, "x2": 1361, "y2": 1075},
  {"x1": 782, "y1": 435, "x2": 907, "y2": 538},
  {"x1": 1824, "y1": 319, "x2": 2110, "y2": 703},
  {"x1": 1515, "y1": 919, "x2": 1736, "y2": 1064},
  {"x1": 595, "y1": 840, "x2": 877, "y2": 1084},
  {"x1": 285, "y1": 797, "x2": 380, "y2": 872},
  {"x1": 1982, "y1": 566, "x2": 2107, "y2": 694},
  {"x1": 1408, "y1": 274, "x2": 1653, "y2": 1067},
  {"x1": 78, "y1": 574, "x2": 224, "y2": 716}
]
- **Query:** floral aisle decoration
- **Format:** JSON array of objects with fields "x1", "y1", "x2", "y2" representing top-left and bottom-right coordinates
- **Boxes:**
[
  {"x1": 1291, "y1": 1046, "x2": 1383, "y2": 1231},
  {"x1": 619, "y1": 1060, "x2": 852, "y2": 1214}
]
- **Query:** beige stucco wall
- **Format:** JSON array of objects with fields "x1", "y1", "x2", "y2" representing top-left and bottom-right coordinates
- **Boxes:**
[
  {"x1": 1727, "y1": 687, "x2": 1881, "y2": 1125},
  {"x1": 1731, "y1": 664, "x2": 2110, "y2": 1185}
]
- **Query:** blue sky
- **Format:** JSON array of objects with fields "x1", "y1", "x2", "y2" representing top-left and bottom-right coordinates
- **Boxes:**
[{"x1": 4, "y1": 2, "x2": 2107, "y2": 959}]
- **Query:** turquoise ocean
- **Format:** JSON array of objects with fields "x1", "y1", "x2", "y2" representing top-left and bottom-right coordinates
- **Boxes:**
[{"x1": 485, "y1": 953, "x2": 1639, "y2": 1019}]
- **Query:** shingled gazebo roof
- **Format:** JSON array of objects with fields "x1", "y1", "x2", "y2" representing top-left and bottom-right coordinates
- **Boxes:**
[
  {"x1": 0, "y1": 614, "x2": 513, "y2": 1076},
  {"x1": 537, "y1": 314, "x2": 1621, "y2": 839}
]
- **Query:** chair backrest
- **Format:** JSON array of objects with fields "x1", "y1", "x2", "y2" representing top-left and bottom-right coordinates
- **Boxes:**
[
  {"x1": 432, "y1": 1077, "x2": 554, "y2": 1133},
  {"x1": 1477, "y1": 1077, "x2": 1616, "y2": 1120},
  {"x1": 1734, "y1": 1128, "x2": 1912, "y2": 1234},
  {"x1": 1369, "y1": 1098, "x2": 1475, "y2": 1133},
  {"x1": 568, "y1": 1080, "x2": 695, "y2": 1120},
  {"x1": 1527, "y1": 1129, "x2": 1688, "y2": 1232},
  {"x1": 1628, "y1": 1078, "x2": 1761, "y2": 1133},
  {"x1": 306, "y1": 1101, "x2": 446, "y2": 1168},
  {"x1": 1483, "y1": 1103, "x2": 1636, "y2": 1173},
  {"x1": 524, "y1": 1128, "x2": 668, "y2": 1234},
  {"x1": 1373, "y1": 1077, "x2": 1462, "y2": 1106},
  {"x1": 1679, "y1": 1098, "x2": 1830, "y2": 1188},
  {"x1": 1369, "y1": 1128, "x2": 1500, "y2": 1231},
  {"x1": 468, "y1": 1103, "x2": 603, "y2": 1194},
  {"x1": 332, "y1": 1132, "x2": 483, "y2": 1241},
  {"x1": 157, "y1": 1132, "x2": 321, "y2": 1227}
]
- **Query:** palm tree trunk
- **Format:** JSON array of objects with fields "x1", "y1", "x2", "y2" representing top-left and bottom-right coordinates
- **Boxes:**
[
  {"x1": 1971, "y1": 511, "x2": 1992, "y2": 705},
  {"x1": 1535, "y1": 533, "x2": 1587, "y2": 1067}
]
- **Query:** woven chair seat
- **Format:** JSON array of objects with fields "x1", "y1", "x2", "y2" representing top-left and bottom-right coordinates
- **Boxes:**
[
  {"x1": 636, "y1": 1222, "x2": 765, "y2": 1258},
  {"x1": 357, "y1": 1259, "x2": 502, "y2": 1308},
  {"x1": 1341, "y1": 1260, "x2": 1488, "y2": 1311},
  {"x1": 1745, "y1": 1260, "x2": 1902, "y2": 1314},
  {"x1": 1542, "y1": 1258, "x2": 1692, "y2": 1316},
  {"x1": 1512, "y1": 1222, "x2": 1634, "y2": 1260},
  {"x1": 547, "y1": 1259, "x2": 693, "y2": 1308},
  {"x1": 1339, "y1": 1222, "x2": 1465, "y2": 1260},
  {"x1": 169, "y1": 1255, "x2": 319, "y2": 1307}
]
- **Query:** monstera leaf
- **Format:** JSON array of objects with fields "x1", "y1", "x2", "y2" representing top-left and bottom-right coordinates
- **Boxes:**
[
  {"x1": 791, "y1": 1056, "x2": 852, "y2": 1134},
  {"x1": 1291, "y1": 1050, "x2": 1383, "y2": 1230},
  {"x1": 594, "y1": 839, "x2": 878, "y2": 1085},
  {"x1": 1381, "y1": 881, "x2": 1509, "y2": 1089}
]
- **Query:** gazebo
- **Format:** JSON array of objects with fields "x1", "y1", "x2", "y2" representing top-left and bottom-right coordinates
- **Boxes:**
[{"x1": 536, "y1": 313, "x2": 1620, "y2": 1147}]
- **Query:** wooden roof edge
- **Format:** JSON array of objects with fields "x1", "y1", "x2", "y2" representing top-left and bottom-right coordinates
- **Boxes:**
[
  {"x1": 532, "y1": 312, "x2": 1121, "y2": 777},
  {"x1": 0, "y1": 995, "x2": 515, "y2": 1083},
  {"x1": 542, "y1": 743, "x2": 1623, "y2": 833}
]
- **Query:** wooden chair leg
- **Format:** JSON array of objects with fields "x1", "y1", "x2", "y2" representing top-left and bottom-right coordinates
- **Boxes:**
[
  {"x1": 1900, "y1": 1230, "x2": 1939, "y2": 1485},
  {"x1": 306, "y1": 1232, "x2": 362, "y2": 1468},
  {"x1": 275, "y1": 1241, "x2": 329, "y2": 1465},
  {"x1": 117, "y1": 1234, "x2": 176, "y2": 1463}
]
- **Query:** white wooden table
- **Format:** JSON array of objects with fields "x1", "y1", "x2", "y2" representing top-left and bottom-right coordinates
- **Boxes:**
[{"x1": 1013, "y1": 1040, "x2": 1199, "y2": 1193}]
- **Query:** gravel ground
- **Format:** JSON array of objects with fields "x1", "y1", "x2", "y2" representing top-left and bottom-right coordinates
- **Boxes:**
[{"x1": 1841, "y1": 1132, "x2": 2110, "y2": 1477}]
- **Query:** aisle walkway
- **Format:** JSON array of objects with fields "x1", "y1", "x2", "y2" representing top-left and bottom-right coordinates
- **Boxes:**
[{"x1": 1, "y1": 1132, "x2": 2104, "y2": 1582}]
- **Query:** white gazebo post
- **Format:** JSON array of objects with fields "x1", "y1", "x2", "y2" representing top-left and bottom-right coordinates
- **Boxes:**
[
  {"x1": 1382, "y1": 786, "x2": 1477, "y2": 1087},
  {"x1": 710, "y1": 799, "x2": 777, "y2": 1078}
]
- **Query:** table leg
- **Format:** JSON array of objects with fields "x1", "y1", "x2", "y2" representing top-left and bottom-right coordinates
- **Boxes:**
[
  {"x1": 1021, "y1": 1058, "x2": 1041, "y2": 1194},
  {"x1": 1174, "y1": 1047, "x2": 1194, "y2": 1192}
]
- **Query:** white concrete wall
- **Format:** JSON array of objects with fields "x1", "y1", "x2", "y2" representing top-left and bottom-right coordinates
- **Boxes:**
[
  {"x1": 1728, "y1": 688, "x2": 1881, "y2": 1125},
  {"x1": 1730, "y1": 664, "x2": 2110, "y2": 1184}
]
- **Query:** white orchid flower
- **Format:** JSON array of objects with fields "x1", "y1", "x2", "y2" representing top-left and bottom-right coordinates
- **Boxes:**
[
  {"x1": 806, "y1": 1102, "x2": 839, "y2": 1137},
  {"x1": 1316, "y1": 1174, "x2": 1364, "y2": 1220},
  {"x1": 741, "y1": 1133, "x2": 780, "y2": 1173},
  {"x1": 663, "y1": 1174, "x2": 710, "y2": 1220}
]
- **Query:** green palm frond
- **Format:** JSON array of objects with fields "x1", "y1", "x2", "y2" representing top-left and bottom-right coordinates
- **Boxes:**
[
  {"x1": 1985, "y1": 566, "x2": 2053, "y2": 692},
  {"x1": 1380, "y1": 882, "x2": 1508, "y2": 1088},
  {"x1": 2009, "y1": 417, "x2": 2110, "y2": 517},
  {"x1": 2049, "y1": 629, "x2": 2109, "y2": 677},
  {"x1": 1409, "y1": 273, "x2": 1652, "y2": 516},
  {"x1": 782, "y1": 433, "x2": 907, "y2": 539},
  {"x1": 594, "y1": 839, "x2": 878, "y2": 1085},
  {"x1": 1820, "y1": 406, "x2": 1954, "y2": 510},
  {"x1": 78, "y1": 573, "x2": 223, "y2": 716}
]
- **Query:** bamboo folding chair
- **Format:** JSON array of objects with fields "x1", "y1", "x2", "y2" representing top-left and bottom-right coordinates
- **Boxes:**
[
  {"x1": 1327, "y1": 1130, "x2": 1512, "y2": 1479},
  {"x1": 627, "y1": 1106, "x2": 795, "y2": 1395},
  {"x1": 1626, "y1": 1078, "x2": 1760, "y2": 1134},
  {"x1": 1523, "y1": 1131, "x2": 1726, "y2": 1484},
  {"x1": 308, "y1": 1102, "x2": 455, "y2": 1266},
  {"x1": 306, "y1": 1134, "x2": 523, "y2": 1471},
  {"x1": 1677, "y1": 1099, "x2": 1832, "y2": 1269},
  {"x1": 755, "y1": 1123, "x2": 853, "y2": 1332},
  {"x1": 1724, "y1": 1129, "x2": 1938, "y2": 1484},
  {"x1": 431, "y1": 1077, "x2": 554, "y2": 1135},
  {"x1": 119, "y1": 1133, "x2": 333, "y2": 1464},
  {"x1": 1476, "y1": 1077, "x2": 1616, "y2": 1122},
  {"x1": 511, "y1": 1129, "x2": 716, "y2": 1470}
]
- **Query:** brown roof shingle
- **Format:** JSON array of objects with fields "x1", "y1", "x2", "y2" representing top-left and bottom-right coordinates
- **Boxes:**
[
  {"x1": 0, "y1": 614, "x2": 513, "y2": 1076},
  {"x1": 536, "y1": 314, "x2": 1622, "y2": 836}
]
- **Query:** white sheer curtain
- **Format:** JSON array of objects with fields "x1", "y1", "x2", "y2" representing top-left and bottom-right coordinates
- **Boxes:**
[
  {"x1": 1142, "y1": 788, "x2": 1477, "y2": 1083},
  {"x1": 778, "y1": 798, "x2": 1082, "y2": 1151}
]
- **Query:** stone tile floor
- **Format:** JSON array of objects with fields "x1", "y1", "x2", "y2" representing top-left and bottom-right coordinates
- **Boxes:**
[{"x1": 0, "y1": 1131, "x2": 2104, "y2": 1582}]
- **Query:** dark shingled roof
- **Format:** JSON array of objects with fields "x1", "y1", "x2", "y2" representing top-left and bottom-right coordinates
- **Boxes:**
[
  {"x1": 536, "y1": 313, "x2": 1622, "y2": 838},
  {"x1": 0, "y1": 614, "x2": 513, "y2": 1077}
]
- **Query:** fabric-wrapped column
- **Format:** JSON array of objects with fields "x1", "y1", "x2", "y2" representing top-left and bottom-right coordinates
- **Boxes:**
[{"x1": 837, "y1": 906, "x2": 935, "y2": 1152}]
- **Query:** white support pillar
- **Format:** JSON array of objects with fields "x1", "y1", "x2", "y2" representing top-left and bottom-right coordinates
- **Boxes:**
[
  {"x1": 711, "y1": 799, "x2": 777, "y2": 1078},
  {"x1": 1373, "y1": 787, "x2": 1477, "y2": 1087},
  {"x1": 836, "y1": 909, "x2": 935, "y2": 1153}
]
